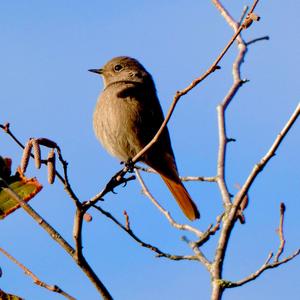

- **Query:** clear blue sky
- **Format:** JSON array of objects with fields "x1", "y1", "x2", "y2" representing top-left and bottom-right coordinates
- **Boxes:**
[{"x1": 1, "y1": 1, "x2": 299, "y2": 299}]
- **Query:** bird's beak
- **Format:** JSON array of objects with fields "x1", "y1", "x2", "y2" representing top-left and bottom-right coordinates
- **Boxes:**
[{"x1": 88, "y1": 68, "x2": 103, "y2": 75}]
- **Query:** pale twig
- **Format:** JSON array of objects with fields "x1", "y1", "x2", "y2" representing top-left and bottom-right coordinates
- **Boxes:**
[
  {"x1": 227, "y1": 249, "x2": 300, "y2": 288},
  {"x1": 135, "y1": 169, "x2": 203, "y2": 238},
  {"x1": 214, "y1": 0, "x2": 250, "y2": 208},
  {"x1": 0, "y1": 247, "x2": 76, "y2": 300},
  {"x1": 210, "y1": 1, "x2": 261, "y2": 299},
  {"x1": 234, "y1": 103, "x2": 300, "y2": 209},
  {"x1": 180, "y1": 176, "x2": 217, "y2": 182},
  {"x1": 238, "y1": 6, "x2": 249, "y2": 25},
  {"x1": 224, "y1": 202, "x2": 300, "y2": 288},
  {"x1": 135, "y1": 165, "x2": 217, "y2": 182},
  {"x1": 92, "y1": 205, "x2": 197, "y2": 261},
  {"x1": 274, "y1": 203, "x2": 286, "y2": 262},
  {"x1": 195, "y1": 214, "x2": 223, "y2": 247}
]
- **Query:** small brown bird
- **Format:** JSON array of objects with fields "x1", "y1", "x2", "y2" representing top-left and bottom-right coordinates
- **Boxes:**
[{"x1": 90, "y1": 56, "x2": 200, "y2": 220}]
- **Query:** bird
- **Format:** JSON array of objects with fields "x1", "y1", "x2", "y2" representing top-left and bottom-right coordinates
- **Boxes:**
[{"x1": 89, "y1": 56, "x2": 200, "y2": 220}]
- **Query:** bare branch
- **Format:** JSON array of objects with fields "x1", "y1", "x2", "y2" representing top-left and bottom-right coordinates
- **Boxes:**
[
  {"x1": 235, "y1": 102, "x2": 300, "y2": 209},
  {"x1": 134, "y1": 169, "x2": 203, "y2": 238},
  {"x1": 73, "y1": 208, "x2": 85, "y2": 262},
  {"x1": 0, "y1": 124, "x2": 81, "y2": 207},
  {"x1": 238, "y1": 6, "x2": 249, "y2": 26},
  {"x1": 195, "y1": 214, "x2": 223, "y2": 247},
  {"x1": 0, "y1": 178, "x2": 112, "y2": 300},
  {"x1": 209, "y1": 1, "x2": 262, "y2": 299},
  {"x1": 246, "y1": 35, "x2": 270, "y2": 46},
  {"x1": 228, "y1": 250, "x2": 300, "y2": 288},
  {"x1": 92, "y1": 205, "x2": 197, "y2": 261},
  {"x1": 0, "y1": 247, "x2": 76, "y2": 300},
  {"x1": 135, "y1": 165, "x2": 217, "y2": 182},
  {"x1": 223, "y1": 203, "x2": 299, "y2": 289}
]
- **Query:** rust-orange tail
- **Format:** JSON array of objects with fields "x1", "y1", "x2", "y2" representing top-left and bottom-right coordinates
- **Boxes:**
[{"x1": 161, "y1": 174, "x2": 200, "y2": 221}]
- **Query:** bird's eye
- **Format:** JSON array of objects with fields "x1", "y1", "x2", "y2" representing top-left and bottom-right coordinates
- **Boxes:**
[{"x1": 114, "y1": 64, "x2": 123, "y2": 72}]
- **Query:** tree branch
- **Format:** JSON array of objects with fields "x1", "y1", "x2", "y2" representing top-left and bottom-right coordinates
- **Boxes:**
[
  {"x1": 134, "y1": 169, "x2": 212, "y2": 269},
  {"x1": 92, "y1": 206, "x2": 198, "y2": 261},
  {"x1": 0, "y1": 247, "x2": 76, "y2": 300},
  {"x1": 227, "y1": 203, "x2": 299, "y2": 288},
  {"x1": 134, "y1": 169, "x2": 203, "y2": 237},
  {"x1": 228, "y1": 249, "x2": 300, "y2": 288},
  {"x1": 0, "y1": 124, "x2": 81, "y2": 207},
  {"x1": 209, "y1": 1, "x2": 262, "y2": 299},
  {"x1": 234, "y1": 102, "x2": 300, "y2": 209},
  {"x1": 135, "y1": 166, "x2": 217, "y2": 182},
  {"x1": 0, "y1": 178, "x2": 113, "y2": 300}
]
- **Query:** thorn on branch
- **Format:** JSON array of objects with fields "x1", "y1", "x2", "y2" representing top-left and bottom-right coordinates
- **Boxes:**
[
  {"x1": 213, "y1": 65, "x2": 222, "y2": 71},
  {"x1": 226, "y1": 138, "x2": 236, "y2": 143}
]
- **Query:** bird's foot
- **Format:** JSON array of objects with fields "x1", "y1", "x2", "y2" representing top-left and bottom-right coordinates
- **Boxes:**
[{"x1": 123, "y1": 159, "x2": 135, "y2": 173}]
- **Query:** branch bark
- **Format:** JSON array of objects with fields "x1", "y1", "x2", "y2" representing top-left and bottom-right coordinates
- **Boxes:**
[{"x1": 0, "y1": 247, "x2": 76, "y2": 300}]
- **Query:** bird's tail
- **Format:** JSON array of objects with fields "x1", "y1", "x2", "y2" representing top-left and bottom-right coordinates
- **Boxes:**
[{"x1": 161, "y1": 174, "x2": 200, "y2": 221}]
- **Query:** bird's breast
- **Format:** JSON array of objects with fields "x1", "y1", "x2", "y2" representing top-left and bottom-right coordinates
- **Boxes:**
[{"x1": 93, "y1": 86, "x2": 145, "y2": 162}]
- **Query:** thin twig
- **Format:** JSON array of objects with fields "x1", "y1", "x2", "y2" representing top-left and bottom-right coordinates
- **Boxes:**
[
  {"x1": 0, "y1": 124, "x2": 81, "y2": 207},
  {"x1": 195, "y1": 214, "x2": 223, "y2": 247},
  {"x1": 0, "y1": 247, "x2": 76, "y2": 300},
  {"x1": 274, "y1": 203, "x2": 286, "y2": 262},
  {"x1": 135, "y1": 169, "x2": 203, "y2": 237},
  {"x1": 234, "y1": 103, "x2": 300, "y2": 209},
  {"x1": 92, "y1": 205, "x2": 197, "y2": 261},
  {"x1": 223, "y1": 202, "x2": 300, "y2": 288},
  {"x1": 238, "y1": 6, "x2": 249, "y2": 26},
  {"x1": 227, "y1": 249, "x2": 300, "y2": 288},
  {"x1": 246, "y1": 35, "x2": 270, "y2": 46},
  {"x1": 135, "y1": 166, "x2": 217, "y2": 182}
]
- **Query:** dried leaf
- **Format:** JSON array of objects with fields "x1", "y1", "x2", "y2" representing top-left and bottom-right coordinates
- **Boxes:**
[{"x1": 0, "y1": 170, "x2": 42, "y2": 219}]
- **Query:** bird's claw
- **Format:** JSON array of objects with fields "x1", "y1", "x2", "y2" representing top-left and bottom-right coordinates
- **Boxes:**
[{"x1": 125, "y1": 159, "x2": 135, "y2": 173}]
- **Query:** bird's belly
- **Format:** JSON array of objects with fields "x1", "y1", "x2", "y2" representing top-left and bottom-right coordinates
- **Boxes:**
[{"x1": 93, "y1": 96, "x2": 143, "y2": 162}]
